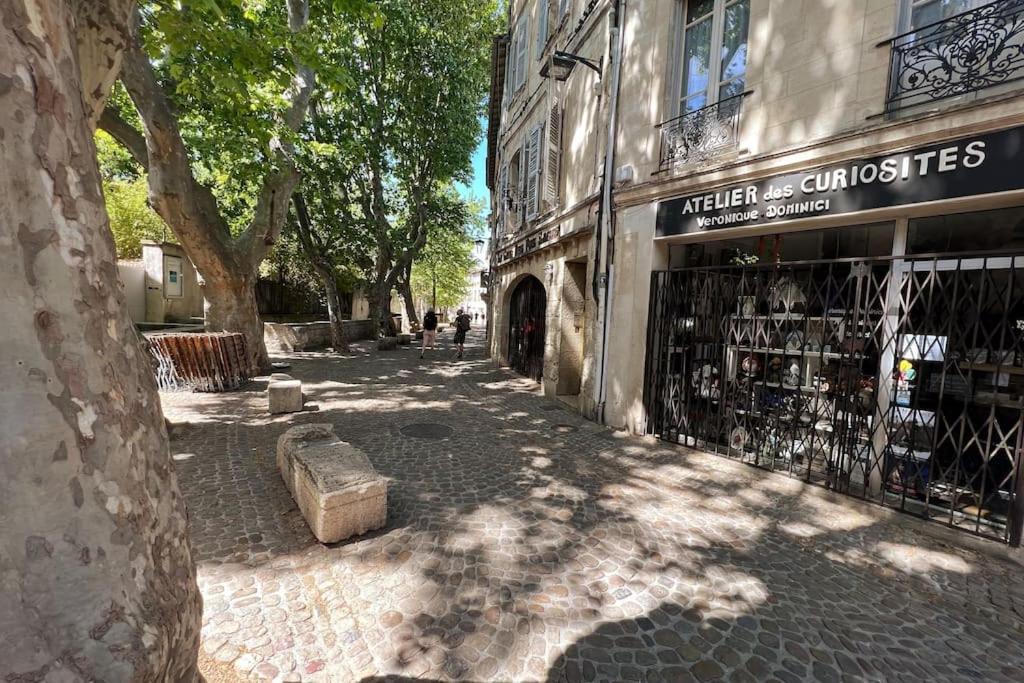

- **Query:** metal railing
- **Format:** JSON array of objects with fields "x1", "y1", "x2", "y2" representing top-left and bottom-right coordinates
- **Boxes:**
[
  {"x1": 643, "y1": 252, "x2": 1024, "y2": 545},
  {"x1": 657, "y1": 91, "x2": 748, "y2": 169},
  {"x1": 884, "y1": 0, "x2": 1024, "y2": 113}
]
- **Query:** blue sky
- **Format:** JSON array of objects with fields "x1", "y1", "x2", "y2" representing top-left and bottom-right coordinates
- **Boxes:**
[{"x1": 457, "y1": 137, "x2": 489, "y2": 204}]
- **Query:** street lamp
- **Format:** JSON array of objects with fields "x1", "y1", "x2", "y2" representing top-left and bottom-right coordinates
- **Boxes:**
[{"x1": 540, "y1": 50, "x2": 602, "y2": 81}]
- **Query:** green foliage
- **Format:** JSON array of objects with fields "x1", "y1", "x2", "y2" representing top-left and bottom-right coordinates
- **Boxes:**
[
  {"x1": 103, "y1": 178, "x2": 170, "y2": 259},
  {"x1": 129, "y1": 0, "x2": 373, "y2": 235},
  {"x1": 291, "y1": 0, "x2": 501, "y2": 309},
  {"x1": 411, "y1": 193, "x2": 477, "y2": 311},
  {"x1": 95, "y1": 128, "x2": 140, "y2": 182}
]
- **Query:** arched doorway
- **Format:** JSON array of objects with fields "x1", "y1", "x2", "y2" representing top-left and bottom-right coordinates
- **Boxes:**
[{"x1": 508, "y1": 276, "x2": 546, "y2": 381}]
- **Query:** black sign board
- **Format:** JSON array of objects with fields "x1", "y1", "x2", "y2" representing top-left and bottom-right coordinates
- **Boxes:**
[{"x1": 656, "y1": 125, "x2": 1024, "y2": 237}]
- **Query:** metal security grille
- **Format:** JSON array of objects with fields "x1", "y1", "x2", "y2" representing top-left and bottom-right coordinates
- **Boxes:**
[
  {"x1": 644, "y1": 253, "x2": 1024, "y2": 544},
  {"x1": 508, "y1": 276, "x2": 546, "y2": 381}
]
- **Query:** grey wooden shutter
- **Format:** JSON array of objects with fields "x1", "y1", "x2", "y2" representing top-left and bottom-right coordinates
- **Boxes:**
[
  {"x1": 536, "y1": 1, "x2": 549, "y2": 59},
  {"x1": 496, "y1": 164, "x2": 508, "y2": 235},
  {"x1": 503, "y1": 41, "x2": 512, "y2": 104},
  {"x1": 559, "y1": 0, "x2": 570, "y2": 20},
  {"x1": 544, "y1": 103, "x2": 562, "y2": 206},
  {"x1": 515, "y1": 15, "x2": 529, "y2": 90},
  {"x1": 525, "y1": 124, "x2": 542, "y2": 220}
]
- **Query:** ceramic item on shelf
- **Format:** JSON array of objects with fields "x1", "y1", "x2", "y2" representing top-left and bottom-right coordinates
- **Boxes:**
[
  {"x1": 737, "y1": 296, "x2": 757, "y2": 317},
  {"x1": 783, "y1": 361, "x2": 801, "y2": 387},
  {"x1": 740, "y1": 354, "x2": 762, "y2": 377},
  {"x1": 767, "y1": 355, "x2": 784, "y2": 383},
  {"x1": 692, "y1": 364, "x2": 720, "y2": 400},
  {"x1": 760, "y1": 432, "x2": 782, "y2": 459},
  {"x1": 967, "y1": 348, "x2": 988, "y2": 364},
  {"x1": 804, "y1": 336, "x2": 822, "y2": 353},
  {"x1": 769, "y1": 277, "x2": 807, "y2": 314},
  {"x1": 729, "y1": 426, "x2": 749, "y2": 450},
  {"x1": 857, "y1": 377, "x2": 876, "y2": 408},
  {"x1": 784, "y1": 331, "x2": 804, "y2": 351}
]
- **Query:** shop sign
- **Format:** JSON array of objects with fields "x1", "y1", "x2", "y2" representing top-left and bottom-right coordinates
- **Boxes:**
[{"x1": 656, "y1": 126, "x2": 1024, "y2": 237}]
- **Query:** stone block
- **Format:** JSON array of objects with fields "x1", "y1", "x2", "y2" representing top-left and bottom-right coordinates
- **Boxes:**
[
  {"x1": 397, "y1": 333, "x2": 412, "y2": 345},
  {"x1": 378, "y1": 336, "x2": 398, "y2": 350},
  {"x1": 269, "y1": 380, "x2": 303, "y2": 414},
  {"x1": 269, "y1": 373, "x2": 294, "y2": 383},
  {"x1": 277, "y1": 424, "x2": 387, "y2": 543}
]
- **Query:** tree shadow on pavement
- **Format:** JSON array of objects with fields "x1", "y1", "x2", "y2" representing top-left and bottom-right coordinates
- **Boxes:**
[{"x1": 168, "y1": 331, "x2": 1024, "y2": 682}]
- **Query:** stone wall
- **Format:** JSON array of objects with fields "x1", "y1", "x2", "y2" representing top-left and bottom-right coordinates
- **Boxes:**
[{"x1": 264, "y1": 319, "x2": 375, "y2": 353}]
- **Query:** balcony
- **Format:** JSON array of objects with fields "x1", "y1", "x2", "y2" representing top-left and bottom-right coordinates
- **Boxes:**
[
  {"x1": 657, "y1": 92, "x2": 746, "y2": 169},
  {"x1": 884, "y1": 0, "x2": 1024, "y2": 114}
]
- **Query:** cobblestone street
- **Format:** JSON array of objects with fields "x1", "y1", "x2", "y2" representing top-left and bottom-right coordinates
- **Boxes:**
[{"x1": 162, "y1": 331, "x2": 1024, "y2": 682}]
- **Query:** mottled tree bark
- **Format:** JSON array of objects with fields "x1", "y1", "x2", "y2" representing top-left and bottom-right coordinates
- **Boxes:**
[
  {"x1": 0, "y1": 0, "x2": 201, "y2": 680},
  {"x1": 398, "y1": 264, "x2": 419, "y2": 328},
  {"x1": 99, "y1": 3, "x2": 315, "y2": 374},
  {"x1": 292, "y1": 193, "x2": 348, "y2": 351}
]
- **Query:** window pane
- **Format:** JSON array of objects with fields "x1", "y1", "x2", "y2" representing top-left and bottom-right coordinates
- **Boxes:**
[
  {"x1": 687, "y1": 0, "x2": 714, "y2": 24},
  {"x1": 907, "y1": 206, "x2": 1024, "y2": 254},
  {"x1": 910, "y1": 0, "x2": 975, "y2": 29},
  {"x1": 719, "y1": 0, "x2": 749, "y2": 90},
  {"x1": 682, "y1": 17, "x2": 712, "y2": 104},
  {"x1": 718, "y1": 78, "x2": 745, "y2": 101},
  {"x1": 684, "y1": 91, "x2": 708, "y2": 113}
]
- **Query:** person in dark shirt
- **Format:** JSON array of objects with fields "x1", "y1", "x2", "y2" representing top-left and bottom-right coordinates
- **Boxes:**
[
  {"x1": 420, "y1": 309, "x2": 438, "y2": 359},
  {"x1": 453, "y1": 308, "x2": 471, "y2": 359}
]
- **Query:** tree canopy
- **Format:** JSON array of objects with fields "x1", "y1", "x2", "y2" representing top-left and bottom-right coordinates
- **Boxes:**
[{"x1": 288, "y1": 0, "x2": 501, "y2": 330}]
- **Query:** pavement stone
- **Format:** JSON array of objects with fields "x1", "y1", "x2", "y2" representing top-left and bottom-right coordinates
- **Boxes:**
[{"x1": 162, "y1": 331, "x2": 1024, "y2": 682}]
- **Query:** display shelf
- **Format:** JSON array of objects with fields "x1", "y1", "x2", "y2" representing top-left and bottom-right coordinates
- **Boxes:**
[
  {"x1": 731, "y1": 314, "x2": 850, "y2": 322},
  {"x1": 752, "y1": 380, "x2": 819, "y2": 393},
  {"x1": 728, "y1": 345, "x2": 845, "y2": 360},
  {"x1": 958, "y1": 362, "x2": 1024, "y2": 376}
]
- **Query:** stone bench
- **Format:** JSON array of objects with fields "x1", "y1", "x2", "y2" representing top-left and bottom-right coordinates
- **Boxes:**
[
  {"x1": 268, "y1": 376, "x2": 303, "y2": 414},
  {"x1": 277, "y1": 424, "x2": 387, "y2": 543}
]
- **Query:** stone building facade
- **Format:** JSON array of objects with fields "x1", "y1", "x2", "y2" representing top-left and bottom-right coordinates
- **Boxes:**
[{"x1": 489, "y1": 0, "x2": 1024, "y2": 544}]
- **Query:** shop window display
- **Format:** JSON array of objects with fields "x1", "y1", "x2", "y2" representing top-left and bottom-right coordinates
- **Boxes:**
[{"x1": 646, "y1": 218, "x2": 1024, "y2": 543}]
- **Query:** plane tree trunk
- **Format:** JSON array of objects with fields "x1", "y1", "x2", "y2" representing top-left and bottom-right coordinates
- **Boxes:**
[
  {"x1": 398, "y1": 262, "x2": 419, "y2": 328},
  {"x1": 0, "y1": 0, "x2": 202, "y2": 679},
  {"x1": 98, "y1": 3, "x2": 315, "y2": 374},
  {"x1": 292, "y1": 193, "x2": 348, "y2": 351}
]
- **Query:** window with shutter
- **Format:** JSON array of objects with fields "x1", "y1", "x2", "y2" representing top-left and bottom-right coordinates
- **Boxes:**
[
  {"x1": 514, "y1": 14, "x2": 529, "y2": 91},
  {"x1": 496, "y1": 165, "x2": 509, "y2": 235},
  {"x1": 536, "y1": 0, "x2": 549, "y2": 59},
  {"x1": 544, "y1": 103, "x2": 561, "y2": 207},
  {"x1": 525, "y1": 124, "x2": 543, "y2": 220},
  {"x1": 504, "y1": 39, "x2": 515, "y2": 105}
]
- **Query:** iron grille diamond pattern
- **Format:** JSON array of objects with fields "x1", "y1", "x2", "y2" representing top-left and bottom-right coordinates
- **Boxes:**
[{"x1": 643, "y1": 255, "x2": 1024, "y2": 545}]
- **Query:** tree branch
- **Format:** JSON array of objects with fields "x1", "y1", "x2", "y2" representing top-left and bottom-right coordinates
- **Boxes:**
[
  {"x1": 76, "y1": 0, "x2": 135, "y2": 128},
  {"x1": 98, "y1": 108, "x2": 149, "y2": 170},
  {"x1": 241, "y1": 0, "x2": 315, "y2": 268},
  {"x1": 118, "y1": 17, "x2": 237, "y2": 280}
]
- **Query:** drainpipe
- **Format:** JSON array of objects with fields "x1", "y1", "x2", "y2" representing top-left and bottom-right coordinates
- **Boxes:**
[{"x1": 594, "y1": 0, "x2": 625, "y2": 425}]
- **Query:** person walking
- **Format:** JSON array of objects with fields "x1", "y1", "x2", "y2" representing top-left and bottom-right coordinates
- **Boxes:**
[
  {"x1": 420, "y1": 308, "x2": 438, "y2": 359},
  {"x1": 453, "y1": 308, "x2": 471, "y2": 360}
]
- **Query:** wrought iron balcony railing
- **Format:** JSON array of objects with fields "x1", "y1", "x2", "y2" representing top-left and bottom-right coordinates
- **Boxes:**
[
  {"x1": 884, "y1": 0, "x2": 1024, "y2": 113},
  {"x1": 657, "y1": 92, "x2": 748, "y2": 169}
]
